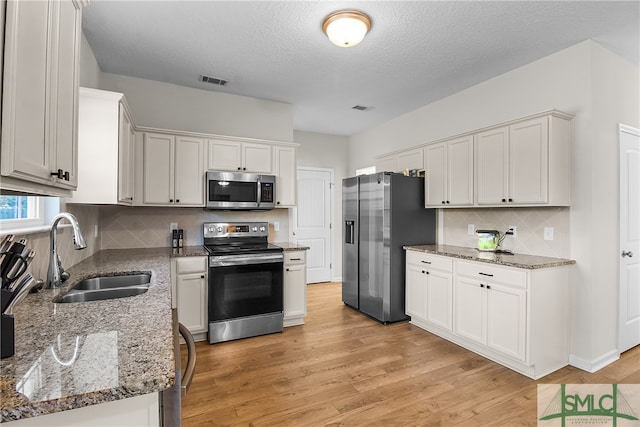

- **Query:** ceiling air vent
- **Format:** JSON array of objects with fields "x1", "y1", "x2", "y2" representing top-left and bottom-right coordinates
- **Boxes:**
[
  {"x1": 352, "y1": 105, "x2": 373, "y2": 111},
  {"x1": 200, "y1": 74, "x2": 228, "y2": 86}
]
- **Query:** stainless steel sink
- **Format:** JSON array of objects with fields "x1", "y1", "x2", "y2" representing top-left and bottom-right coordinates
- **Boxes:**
[
  {"x1": 73, "y1": 273, "x2": 151, "y2": 290},
  {"x1": 57, "y1": 286, "x2": 149, "y2": 303},
  {"x1": 56, "y1": 272, "x2": 152, "y2": 303}
]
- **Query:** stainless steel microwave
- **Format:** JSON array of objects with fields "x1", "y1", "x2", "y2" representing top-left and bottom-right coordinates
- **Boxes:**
[{"x1": 205, "y1": 171, "x2": 276, "y2": 210}]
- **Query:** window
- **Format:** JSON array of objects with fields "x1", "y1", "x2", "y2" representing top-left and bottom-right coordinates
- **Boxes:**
[{"x1": 0, "y1": 196, "x2": 59, "y2": 233}]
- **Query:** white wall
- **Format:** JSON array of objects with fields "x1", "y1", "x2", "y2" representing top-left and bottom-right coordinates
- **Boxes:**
[
  {"x1": 98, "y1": 73, "x2": 294, "y2": 143},
  {"x1": 348, "y1": 40, "x2": 640, "y2": 370},
  {"x1": 294, "y1": 131, "x2": 350, "y2": 282}
]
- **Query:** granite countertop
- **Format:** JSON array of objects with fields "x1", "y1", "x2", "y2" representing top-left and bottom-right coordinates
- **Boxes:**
[
  {"x1": 273, "y1": 242, "x2": 310, "y2": 251},
  {"x1": 404, "y1": 244, "x2": 576, "y2": 269},
  {"x1": 169, "y1": 245, "x2": 209, "y2": 257},
  {"x1": 0, "y1": 248, "x2": 176, "y2": 423}
]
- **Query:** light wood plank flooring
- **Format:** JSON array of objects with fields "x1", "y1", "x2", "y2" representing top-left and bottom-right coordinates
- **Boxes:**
[{"x1": 181, "y1": 282, "x2": 640, "y2": 426}]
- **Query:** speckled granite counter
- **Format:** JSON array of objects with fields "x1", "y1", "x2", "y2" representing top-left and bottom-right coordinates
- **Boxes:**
[
  {"x1": 169, "y1": 245, "x2": 208, "y2": 257},
  {"x1": 404, "y1": 244, "x2": 575, "y2": 269},
  {"x1": 273, "y1": 242, "x2": 310, "y2": 251},
  {"x1": 0, "y1": 248, "x2": 176, "y2": 423}
]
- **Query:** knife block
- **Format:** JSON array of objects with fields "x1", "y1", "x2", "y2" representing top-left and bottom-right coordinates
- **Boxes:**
[
  {"x1": 1, "y1": 289, "x2": 15, "y2": 358},
  {"x1": 1, "y1": 313, "x2": 14, "y2": 358}
]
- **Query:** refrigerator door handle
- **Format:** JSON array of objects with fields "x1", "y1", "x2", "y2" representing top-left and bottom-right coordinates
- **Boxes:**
[{"x1": 345, "y1": 220, "x2": 355, "y2": 244}]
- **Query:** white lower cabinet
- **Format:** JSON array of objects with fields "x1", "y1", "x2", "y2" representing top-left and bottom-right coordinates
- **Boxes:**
[
  {"x1": 283, "y1": 250, "x2": 307, "y2": 327},
  {"x1": 406, "y1": 250, "x2": 570, "y2": 379},
  {"x1": 171, "y1": 256, "x2": 208, "y2": 341},
  {"x1": 5, "y1": 392, "x2": 160, "y2": 426},
  {"x1": 405, "y1": 251, "x2": 452, "y2": 331}
]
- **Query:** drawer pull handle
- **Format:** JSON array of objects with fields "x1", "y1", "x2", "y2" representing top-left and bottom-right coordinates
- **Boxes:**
[
  {"x1": 290, "y1": 258, "x2": 302, "y2": 261},
  {"x1": 421, "y1": 261, "x2": 431, "y2": 264},
  {"x1": 479, "y1": 272, "x2": 493, "y2": 277}
]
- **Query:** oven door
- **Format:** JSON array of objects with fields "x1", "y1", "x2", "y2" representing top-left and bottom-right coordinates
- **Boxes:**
[{"x1": 208, "y1": 253, "x2": 283, "y2": 322}]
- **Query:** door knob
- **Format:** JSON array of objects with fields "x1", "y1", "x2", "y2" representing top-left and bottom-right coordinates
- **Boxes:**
[{"x1": 622, "y1": 250, "x2": 633, "y2": 258}]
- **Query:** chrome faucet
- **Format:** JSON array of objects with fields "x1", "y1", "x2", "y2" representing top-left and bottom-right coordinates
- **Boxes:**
[{"x1": 46, "y1": 213, "x2": 87, "y2": 289}]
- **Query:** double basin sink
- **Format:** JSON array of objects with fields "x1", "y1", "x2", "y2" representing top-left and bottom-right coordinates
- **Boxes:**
[{"x1": 56, "y1": 272, "x2": 151, "y2": 303}]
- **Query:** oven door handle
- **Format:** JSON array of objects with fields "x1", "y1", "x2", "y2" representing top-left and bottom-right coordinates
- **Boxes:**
[{"x1": 209, "y1": 253, "x2": 283, "y2": 267}]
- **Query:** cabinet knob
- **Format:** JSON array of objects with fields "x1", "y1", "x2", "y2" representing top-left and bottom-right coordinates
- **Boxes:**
[
  {"x1": 446, "y1": 201, "x2": 450, "y2": 204},
  {"x1": 487, "y1": 285, "x2": 491, "y2": 290},
  {"x1": 169, "y1": 199, "x2": 173, "y2": 203},
  {"x1": 508, "y1": 198, "x2": 513, "y2": 202},
  {"x1": 286, "y1": 268, "x2": 290, "y2": 271},
  {"x1": 176, "y1": 199, "x2": 180, "y2": 203},
  {"x1": 441, "y1": 201, "x2": 445, "y2": 205},
  {"x1": 480, "y1": 284, "x2": 485, "y2": 288},
  {"x1": 237, "y1": 167, "x2": 241, "y2": 171},
  {"x1": 501, "y1": 198, "x2": 506, "y2": 203},
  {"x1": 277, "y1": 201, "x2": 280, "y2": 205},
  {"x1": 200, "y1": 275, "x2": 205, "y2": 279},
  {"x1": 243, "y1": 167, "x2": 247, "y2": 171}
]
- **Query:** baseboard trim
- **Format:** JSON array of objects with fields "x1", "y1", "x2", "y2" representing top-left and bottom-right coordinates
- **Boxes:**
[{"x1": 569, "y1": 349, "x2": 620, "y2": 373}]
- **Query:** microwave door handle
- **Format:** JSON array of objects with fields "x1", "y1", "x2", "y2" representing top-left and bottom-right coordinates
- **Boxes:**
[{"x1": 256, "y1": 178, "x2": 262, "y2": 207}]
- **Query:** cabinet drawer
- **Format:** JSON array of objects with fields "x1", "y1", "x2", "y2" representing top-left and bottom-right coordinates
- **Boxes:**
[
  {"x1": 284, "y1": 251, "x2": 306, "y2": 265},
  {"x1": 406, "y1": 251, "x2": 453, "y2": 273},
  {"x1": 456, "y1": 260, "x2": 527, "y2": 288},
  {"x1": 175, "y1": 256, "x2": 207, "y2": 274}
]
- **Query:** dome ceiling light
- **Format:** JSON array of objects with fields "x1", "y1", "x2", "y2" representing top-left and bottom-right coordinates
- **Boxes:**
[{"x1": 322, "y1": 10, "x2": 371, "y2": 48}]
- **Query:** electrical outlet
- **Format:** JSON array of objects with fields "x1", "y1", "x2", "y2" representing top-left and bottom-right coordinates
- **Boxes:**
[
  {"x1": 274, "y1": 222, "x2": 280, "y2": 232},
  {"x1": 170, "y1": 222, "x2": 178, "y2": 232},
  {"x1": 544, "y1": 227, "x2": 554, "y2": 241},
  {"x1": 468, "y1": 224, "x2": 475, "y2": 235},
  {"x1": 508, "y1": 226, "x2": 517, "y2": 238}
]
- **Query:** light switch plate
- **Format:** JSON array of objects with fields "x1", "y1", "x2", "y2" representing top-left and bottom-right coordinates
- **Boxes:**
[
  {"x1": 544, "y1": 227, "x2": 554, "y2": 241},
  {"x1": 468, "y1": 224, "x2": 475, "y2": 235},
  {"x1": 274, "y1": 222, "x2": 280, "y2": 232},
  {"x1": 170, "y1": 222, "x2": 178, "y2": 232}
]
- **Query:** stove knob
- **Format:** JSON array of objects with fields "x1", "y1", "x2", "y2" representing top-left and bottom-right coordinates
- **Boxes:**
[
  {"x1": 252, "y1": 226, "x2": 258, "y2": 232},
  {"x1": 208, "y1": 227, "x2": 215, "y2": 233},
  {"x1": 259, "y1": 226, "x2": 266, "y2": 232},
  {"x1": 217, "y1": 226, "x2": 223, "y2": 232}
]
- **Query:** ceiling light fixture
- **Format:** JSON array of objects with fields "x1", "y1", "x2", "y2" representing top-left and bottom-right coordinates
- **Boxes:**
[{"x1": 322, "y1": 10, "x2": 371, "y2": 48}]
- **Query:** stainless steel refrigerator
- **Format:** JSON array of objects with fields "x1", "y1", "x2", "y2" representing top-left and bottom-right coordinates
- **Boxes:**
[{"x1": 342, "y1": 172, "x2": 436, "y2": 323}]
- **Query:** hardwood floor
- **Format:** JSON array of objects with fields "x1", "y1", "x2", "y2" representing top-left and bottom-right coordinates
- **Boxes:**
[{"x1": 181, "y1": 282, "x2": 640, "y2": 426}]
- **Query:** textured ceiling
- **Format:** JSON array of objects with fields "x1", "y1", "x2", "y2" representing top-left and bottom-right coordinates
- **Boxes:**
[{"x1": 82, "y1": 1, "x2": 640, "y2": 137}]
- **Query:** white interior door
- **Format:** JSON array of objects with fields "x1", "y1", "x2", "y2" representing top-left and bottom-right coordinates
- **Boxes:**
[
  {"x1": 619, "y1": 124, "x2": 640, "y2": 353},
  {"x1": 292, "y1": 168, "x2": 332, "y2": 283}
]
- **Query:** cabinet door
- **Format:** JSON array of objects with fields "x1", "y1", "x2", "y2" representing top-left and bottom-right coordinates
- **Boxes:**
[
  {"x1": 509, "y1": 117, "x2": 548, "y2": 204},
  {"x1": 142, "y1": 133, "x2": 174, "y2": 204},
  {"x1": 1, "y1": 0, "x2": 52, "y2": 184},
  {"x1": 375, "y1": 155, "x2": 397, "y2": 173},
  {"x1": 405, "y1": 264, "x2": 427, "y2": 320},
  {"x1": 174, "y1": 136, "x2": 205, "y2": 205},
  {"x1": 118, "y1": 104, "x2": 135, "y2": 204},
  {"x1": 284, "y1": 264, "x2": 306, "y2": 319},
  {"x1": 453, "y1": 277, "x2": 485, "y2": 344},
  {"x1": 426, "y1": 270, "x2": 453, "y2": 331},
  {"x1": 424, "y1": 143, "x2": 446, "y2": 206},
  {"x1": 447, "y1": 136, "x2": 474, "y2": 206},
  {"x1": 476, "y1": 126, "x2": 509, "y2": 205},
  {"x1": 177, "y1": 273, "x2": 208, "y2": 334},
  {"x1": 486, "y1": 283, "x2": 526, "y2": 361},
  {"x1": 50, "y1": 0, "x2": 81, "y2": 190},
  {"x1": 208, "y1": 139, "x2": 241, "y2": 171},
  {"x1": 397, "y1": 148, "x2": 423, "y2": 171},
  {"x1": 274, "y1": 146, "x2": 296, "y2": 207},
  {"x1": 243, "y1": 143, "x2": 272, "y2": 173}
]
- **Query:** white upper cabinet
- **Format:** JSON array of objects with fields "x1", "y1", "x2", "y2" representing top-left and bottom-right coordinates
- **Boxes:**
[
  {"x1": 425, "y1": 135, "x2": 473, "y2": 207},
  {"x1": 141, "y1": 132, "x2": 205, "y2": 206},
  {"x1": 67, "y1": 88, "x2": 135, "y2": 205},
  {"x1": 273, "y1": 146, "x2": 297, "y2": 207},
  {"x1": 208, "y1": 139, "x2": 272, "y2": 173},
  {"x1": 1, "y1": 0, "x2": 84, "y2": 196},
  {"x1": 476, "y1": 113, "x2": 571, "y2": 207},
  {"x1": 375, "y1": 148, "x2": 423, "y2": 173}
]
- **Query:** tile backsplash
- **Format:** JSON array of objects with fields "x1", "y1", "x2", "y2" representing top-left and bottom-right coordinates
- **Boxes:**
[
  {"x1": 442, "y1": 207, "x2": 570, "y2": 258},
  {"x1": 98, "y1": 206, "x2": 290, "y2": 249}
]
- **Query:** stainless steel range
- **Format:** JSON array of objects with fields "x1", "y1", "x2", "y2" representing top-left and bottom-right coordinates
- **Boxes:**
[{"x1": 203, "y1": 222, "x2": 284, "y2": 344}]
